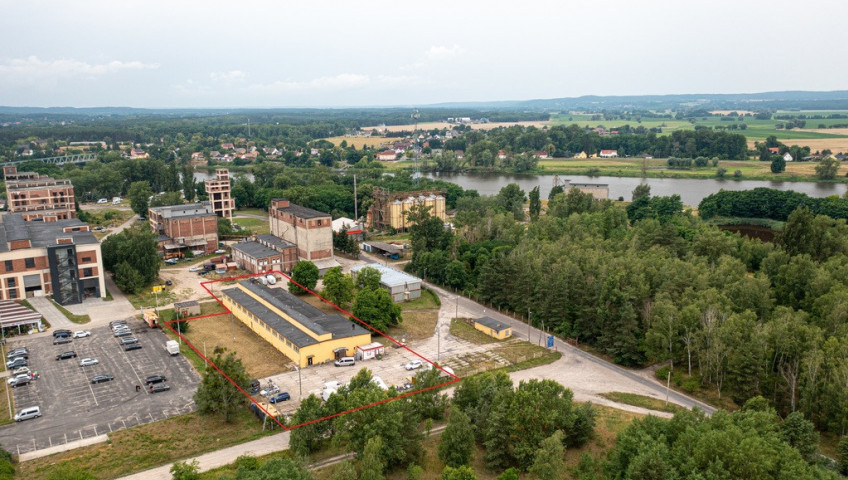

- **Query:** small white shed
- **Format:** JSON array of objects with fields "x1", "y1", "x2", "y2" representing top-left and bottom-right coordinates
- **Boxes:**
[{"x1": 356, "y1": 342, "x2": 385, "y2": 361}]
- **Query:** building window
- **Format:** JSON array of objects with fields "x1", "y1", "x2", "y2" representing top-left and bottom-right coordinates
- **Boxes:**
[
  {"x1": 8, "y1": 288, "x2": 16, "y2": 299},
  {"x1": 4, "y1": 261, "x2": 12, "y2": 272},
  {"x1": 7, "y1": 278, "x2": 15, "y2": 288},
  {"x1": 83, "y1": 268, "x2": 93, "y2": 277},
  {"x1": 24, "y1": 258, "x2": 34, "y2": 269},
  {"x1": 82, "y1": 256, "x2": 91, "y2": 262}
]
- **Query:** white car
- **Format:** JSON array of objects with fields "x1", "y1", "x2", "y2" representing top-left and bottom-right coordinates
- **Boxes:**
[
  {"x1": 97, "y1": 198, "x2": 108, "y2": 204},
  {"x1": 79, "y1": 358, "x2": 99, "y2": 367},
  {"x1": 260, "y1": 385, "x2": 279, "y2": 397},
  {"x1": 11, "y1": 366, "x2": 30, "y2": 376},
  {"x1": 188, "y1": 266, "x2": 203, "y2": 272},
  {"x1": 404, "y1": 360, "x2": 423, "y2": 371},
  {"x1": 73, "y1": 330, "x2": 91, "y2": 338},
  {"x1": 214, "y1": 249, "x2": 226, "y2": 254},
  {"x1": 7, "y1": 374, "x2": 30, "y2": 385}
]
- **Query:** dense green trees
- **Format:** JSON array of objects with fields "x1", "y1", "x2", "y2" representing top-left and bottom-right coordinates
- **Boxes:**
[
  {"x1": 606, "y1": 406, "x2": 838, "y2": 479},
  {"x1": 321, "y1": 266, "x2": 355, "y2": 309},
  {"x1": 351, "y1": 286, "x2": 402, "y2": 332},
  {"x1": 193, "y1": 348, "x2": 251, "y2": 422},
  {"x1": 699, "y1": 187, "x2": 848, "y2": 221},
  {"x1": 288, "y1": 261, "x2": 319, "y2": 294},
  {"x1": 127, "y1": 180, "x2": 153, "y2": 216},
  {"x1": 101, "y1": 225, "x2": 160, "y2": 294},
  {"x1": 438, "y1": 407, "x2": 475, "y2": 468}
]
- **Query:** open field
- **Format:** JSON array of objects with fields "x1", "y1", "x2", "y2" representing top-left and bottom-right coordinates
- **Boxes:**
[
  {"x1": 323, "y1": 135, "x2": 392, "y2": 149},
  {"x1": 232, "y1": 217, "x2": 270, "y2": 235},
  {"x1": 17, "y1": 409, "x2": 268, "y2": 480},
  {"x1": 449, "y1": 318, "x2": 503, "y2": 345},
  {"x1": 363, "y1": 120, "x2": 552, "y2": 133},
  {"x1": 182, "y1": 314, "x2": 294, "y2": 379},
  {"x1": 0, "y1": 382, "x2": 12, "y2": 426}
]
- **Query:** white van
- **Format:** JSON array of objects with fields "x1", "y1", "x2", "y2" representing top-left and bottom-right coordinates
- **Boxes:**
[
  {"x1": 266, "y1": 274, "x2": 277, "y2": 285},
  {"x1": 14, "y1": 406, "x2": 41, "y2": 422},
  {"x1": 334, "y1": 356, "x2": 355, "y2": 367},
  {"x1": 112, "y1": 197, "x2": 121, "y2": 205}
]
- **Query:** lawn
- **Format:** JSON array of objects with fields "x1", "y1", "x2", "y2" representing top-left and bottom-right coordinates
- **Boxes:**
[
  {"x1": 232, "y1": 217, "x2": 270, "y2": 235},
  {"x1": 234, "y1": 208, "x2": 269, "y2": 217},
  {"x1": 598, "y1": 391, "x2": 686, "y2": 414},
  {"x1": 181, "y1": 314, "x2": 294, "y2": 379},
  {"x1": 49, "y1": 299, "x2": 90, "y2": 324},
  {"x1": 0, "y1": 382, "x2": 13, "y2": 426},
  {"x1": 17, "y1": 409, "x2": 271, "y2": 480},
  {"x1": 125, "y1": 286, "x2": 178, "y2": 310}
]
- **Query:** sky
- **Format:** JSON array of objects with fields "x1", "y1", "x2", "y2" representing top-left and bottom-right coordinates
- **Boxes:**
[{"x1": 0, "y1": 0, "x2": 846, "y2": 108}]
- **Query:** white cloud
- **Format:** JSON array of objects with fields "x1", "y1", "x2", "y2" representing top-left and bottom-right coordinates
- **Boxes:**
[
  {"x1": 0, "y1": 56, "x2": 159, "y2": 80},
  {"x1": 210, "y1": 70, "x2": 246, "y2": 84},
  {"x1": 248, "y1": 73, "x2": 371, "y2": 93},
  {"x1": 425, "y1": 44, "x2": 465, "y2": 60}
]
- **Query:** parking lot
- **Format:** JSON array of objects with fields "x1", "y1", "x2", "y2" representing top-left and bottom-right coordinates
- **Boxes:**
[{"x1": 0, "y1": 319, "x2": 199, "y2": 455}]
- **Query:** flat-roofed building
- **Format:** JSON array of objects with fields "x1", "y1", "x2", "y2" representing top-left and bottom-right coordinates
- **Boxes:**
[
  {"x1": 231, "y1": 234, "x2": 297, "y2": 274},
  {"x1": 221, "y1": 280, "x2": 371, "y2": 367},
  {"x1": 474, "y1": 316, "x2": 512, "y2": 340},
  {"x1": 148, "y1": 201, "x2": 219, "y2": 255},
  {"x1": 569, "y1": 183, "x2": 609, "y2": 201},
  {"x1": 0, "y1": 214, "x2": 105, "y2": 305},
  {"x1": 3, "y1": 166, "x2": 76, "y2": 221},
  {"x1": 350, "y1": 263, "x2": 422, "y2": 302},
  {"x1": 204, "y1": 169, "x2": 234, "y2": 220}
]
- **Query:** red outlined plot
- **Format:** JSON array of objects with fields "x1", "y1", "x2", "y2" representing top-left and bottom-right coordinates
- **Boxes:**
[{"x1": 163, "y1": 270, "x2": 459, "y2": 430}]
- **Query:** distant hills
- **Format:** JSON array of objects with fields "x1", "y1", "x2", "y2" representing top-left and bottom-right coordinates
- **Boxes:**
[{"x1": 2, "y1": 90, "x2": 848, "y2": 119}]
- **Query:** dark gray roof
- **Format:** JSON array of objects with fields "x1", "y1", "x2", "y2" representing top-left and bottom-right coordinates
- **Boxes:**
[
  {"x1": 274, "y1": 201, "x2": 330, "y2": 220},
  {"x1": 366, "y1": 242, "x2": 402, "y2": 254},
  {"x1": 475, "y1": 316, "x2": 511, "y2": 332},
  {"x1": 174, "y1": 300, "x2": 199, "y2": 308},
  {"x1": 232, "y1": 240, "x2": 281, "y2": 259},
  {"x1": 222, "y1": 287, "x2": 317, "y2": 348},
  {"x1": 235, "y1": 280, "x2": 369, "y2": 340},
  {"x1": 256, "y1": 234, "x2": 295, "y2": 251},
  {"x1": 0, "y1": 214, "x2": 98, "y2": 253},
  {"x1": 155, "y1": 234, "x2": 171, "y2": 243}
]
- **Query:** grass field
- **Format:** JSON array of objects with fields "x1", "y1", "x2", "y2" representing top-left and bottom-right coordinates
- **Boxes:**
[
  {"x1": 0, "y1": 382, "x2": 13, "y2": 426},
  {"x1": 232, "y1": 217, "x2": 270, "y2": 235},
  {"x1": 449, "y1": 318, "x2": 502, "y2": 345},
  {"x1": 598, "y1": 391, "x2": 686, "y2": 414},
  {"x1": 17, "y1": 409, "x2": 270, "y2": 480},
  {"x1": 182, "y1": 313, "x2": 294, "y2": 379}
]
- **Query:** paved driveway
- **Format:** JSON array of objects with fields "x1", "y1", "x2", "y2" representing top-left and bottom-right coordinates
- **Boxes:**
[{"x1": 0, "y1": 319, "x2": 199, "y2": 456}]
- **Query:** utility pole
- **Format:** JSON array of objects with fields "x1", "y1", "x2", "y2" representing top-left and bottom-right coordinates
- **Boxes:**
[
  {"x1": 528, "y1": 308, "x2": 531, "y2": 342},
  {"x1": 353, "y1": 174, "x2": 358, "y2": 221}
]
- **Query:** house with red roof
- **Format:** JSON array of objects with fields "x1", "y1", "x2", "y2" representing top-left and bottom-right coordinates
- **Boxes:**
[{"x1": 599, "y1": 150, "x2": 618, "y2": 158}]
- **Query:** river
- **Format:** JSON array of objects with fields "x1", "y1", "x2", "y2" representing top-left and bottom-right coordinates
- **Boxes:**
[
  {"x1": 424, "y1": 173, "x2": 847, "y2": 206},
  {"x1": 195, "y1": 170, "x2": 846, "y2": 207}
]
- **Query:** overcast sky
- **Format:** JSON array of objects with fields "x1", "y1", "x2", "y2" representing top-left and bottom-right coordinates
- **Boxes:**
[{"x1": 1, "y1": 0, "x2": 845, "y2": 108}]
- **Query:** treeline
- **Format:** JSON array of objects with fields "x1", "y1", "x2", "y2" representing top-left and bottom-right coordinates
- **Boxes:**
[
  {"x1": 699, "y1": 188, "x2": 848, "y2": 221},
  {"x1": 444, "y1": 124, "x2": 748, "y2": 161},
  {"x1": 406, "y1": 185, "x2": 848, "y2": 436}
]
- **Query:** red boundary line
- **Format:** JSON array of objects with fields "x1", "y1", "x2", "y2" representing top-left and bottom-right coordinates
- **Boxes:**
[{"x1": 163, "y1": 270, "x2": 460, "y2": 430}]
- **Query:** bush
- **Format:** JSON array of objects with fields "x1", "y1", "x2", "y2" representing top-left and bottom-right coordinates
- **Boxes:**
[
  {"x1": 716, "y1": 167, "x2": 727, "y2": 178},
  {"x1": 655, "y1": 366, "x2": 670, "y2": 381},
  {"x1": 680, "y1": 377, "x2": 700, "y2": 393}
]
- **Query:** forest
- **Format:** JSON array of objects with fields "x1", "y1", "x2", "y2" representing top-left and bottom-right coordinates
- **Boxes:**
[{"x1": 405, "y1": 185, "x2": 848, "y2": 440}]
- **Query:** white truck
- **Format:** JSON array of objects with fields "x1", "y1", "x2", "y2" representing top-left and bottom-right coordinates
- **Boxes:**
[{"x1": 165, "y1": 340, "x2": 180, "y2": 356}]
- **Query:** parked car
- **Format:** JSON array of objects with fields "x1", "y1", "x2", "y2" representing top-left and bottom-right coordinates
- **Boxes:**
[
  {"x1": 109, "y1": 320, "x2": 127, "y2": 328},
  {"x1": 119, "y1": 337, "x2": 139, "y2": 345},
  {"x1": 53, "y1": 336, "x2": 72, "y2": 345},
  {"x1": 6, "y1": 358, "x2": 27, "y2": 369},
  {"x1": 9, "y1": 376, "x2": 31, "y2": 388},
  {"x1": 260, "y1": 385, "x2": 279, "y2": 397},
  {"x1": 7, "y1": 347, "x2": 28, "y2": 358},
  {"x1": 53, "y1": 329, "x2": 72, "y2": 338},
  {"x1": 6, "y1": 351, "x2": 27, "y2": 360},
  {"x1": 249, "y1": 379, "x2": 261, "y2": 394},
  {"x1": 91, "y1": 375, "x2": 114, "y2": 384},
  {"x1": 164, "y1": 258, "x2": 179, "y2": 265},
  {"x1": 165, "y1": 280, "x2": 173, "y2": 286},
  {"x1": 79, "y1": 358, "x2": 99, "y2": 367},
  {"x1": 114, "y1": 329, "x2": 133, "y2": 337},
  {"x1": 149, "y1": 383, "x2": 171, "y2": 393},
  {"x1": 189, "y1": 266, "x2": 203, "y2": 272},
  {"x1": 404, "y1": 360, "x2": 423, "y2": 371},
  {"x1": 145, "y1": 375, "x2": 167, "y2": 385},
  {"x1": 123, "y1": 343, "x2": 142, "y2": 352},
  {"x1": 73, "y1": 330, "x2": 91, "y2": 338},
  {"x1": 13, "y1": 406, "x2": 41, "y2": 422},
  {"x1": 56, "y1": 351, "x2": 77, "y2": 361},
  {"x1": 11, "y1": 366, "x2": 30, "y2": 376},
  {"x1": 269, "y1": 392, "x2": 291, "y2": 403},
  {"x1": 214, "y1": 249, "x2": 226, "y2": 254},
  {"x1": 8, "y1": 373, "x2": 31, "y2": 386},
  {"x1": 97, "y1": 198, "x2": 108, "y2": 204}
]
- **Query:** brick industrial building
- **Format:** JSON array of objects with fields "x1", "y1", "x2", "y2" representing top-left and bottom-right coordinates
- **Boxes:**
[
  {"x1": 0, "y1": 214, "x2": 105, "y2": 305},
  {"x1": 230, "y1": 233, "x2": 298, "y2": 274},
  {"x1": 204, "y1": 169, "x2": 234, "y2": 220},
  {"x1": 148, "y1": 201, "x2": 219, "y2": 256},
  {"x1": 269, "y1": 199, "x2": 338, "y2": 272},
  {"x1": 3, "y1": 166, "x2": 76, "y2": 221}
]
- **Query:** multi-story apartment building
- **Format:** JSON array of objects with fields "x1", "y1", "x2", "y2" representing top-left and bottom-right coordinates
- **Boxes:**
[
  {"x1": 204, "y1": 169, "x2": 234, "y2": 220},
  {"x1": 0, "y1": 214, "x2": 105, "y2": 305},
  {"x1": 148, "y1": 202, "x2": 218, "y2": 256},
  {"x1": 230, "y1": 234, "x2": 298, "y2": 274},
  {"x1": 3, "y1": 166, "x2": 76, "y2": 221}
]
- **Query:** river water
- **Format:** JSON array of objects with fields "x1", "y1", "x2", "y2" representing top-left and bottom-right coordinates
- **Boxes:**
[
  {"x1": 424, "y1": 173, "x2": 847, "y2": 206},
  {"x1": 195, "y1": 170, "x2": 846, "y2": 207}
]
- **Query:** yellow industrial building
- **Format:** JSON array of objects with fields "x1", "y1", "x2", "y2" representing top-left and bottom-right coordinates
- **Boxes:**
[
  {"x1": 368, "y1": 189, "x2": 446, "y2": 231},
  {"x1": 221, "y1": 280, "x2": 372, "y2": 368},
  {"x1": 474, "y1": 316, "x2": 513, "y2": 340}
]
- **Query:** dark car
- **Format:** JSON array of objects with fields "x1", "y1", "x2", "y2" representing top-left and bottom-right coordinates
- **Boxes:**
[
  {"x1": 6, "y1": 351, "x2": 28, "y2": 359},
  {"x1": 119, "y1": 337, "x2": 139, "y2": 345},
  {"x1": 249, "y1": 379, "x2": 261, "y2": 394},
  {"x1": 91, "y1": 375, "x2": 114, "y2": 384},
  {"x1": 9, "y1": 376, "x2": 31, "y2": 388},
  {"x1": 6, "y1": 359, "x2": 27, "y2": 369},
  {"x1": 109, "y1": 320, "x2": 127, "y2": 328},
  {"x1": 114, "y1": 329, "x2": 133, "y2": 338},
  {"x1": 53, "y1": 329, "x2": 72, "y2": 338},
  {"x1": 145, "y1": 375, "x2": 167, "y2": 385},
  {"x1": 56, "y1": 351, "x2": 77, "y2": 361},
  {"x1": 53, "y1": 336, "x2": 72, "y2": 345},
  {"x1": 123, "y1": 343, "x2": 142, "y2": 352},
  {"x1": 269, "y1": 392, "x2": 291, "y2": 403},
  {"x1": 149, "y1": 383, "x2": 170, "y2": 393}
]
